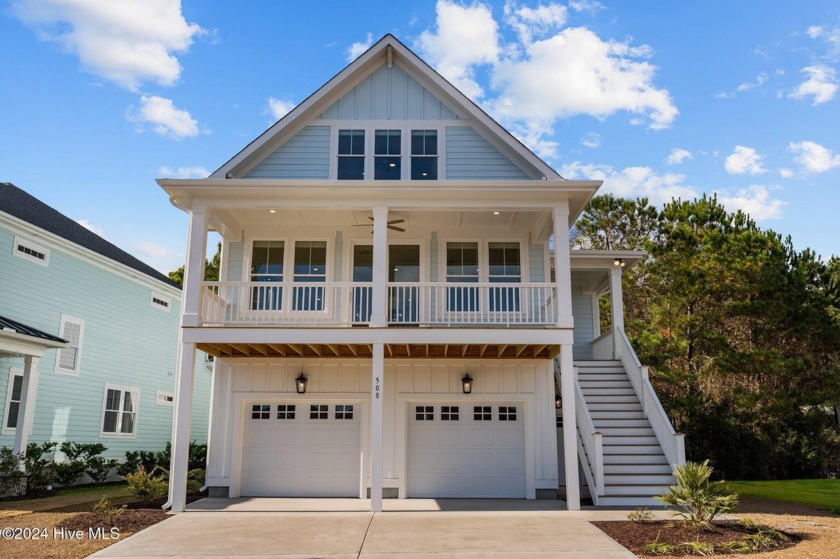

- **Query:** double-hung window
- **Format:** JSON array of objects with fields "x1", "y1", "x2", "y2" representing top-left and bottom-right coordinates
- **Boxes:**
[
  {"x1": 102, "y1": 385, "x2": 139, "y2": 436},
  {"x1": 488, "y1": 242, "x2": 521, "y2": 312},
  {"x1": 2, "y1": 370, "x2": 23, "y2": 434},
  {"x1": 446, "y1": 242, "x2": 479, "y2": 312},
  {"x1": 411, "y1": 130, "x2": 438, "y2": 180},
  {"x1": 55, "y1": 315, "x2": 84, "y2": 375},
  {"x1": 337, "y1": 129, "x2": 365, "y2": 179},
  {"x1": 293, "y1": 241, "x2": 327, "y2": 311},
  {"x1": 374, "y1": 129, "x2": 401, "y2": 179},
  {"x1": 250, "y1": 241, "x2": 284, "y2": 311}
]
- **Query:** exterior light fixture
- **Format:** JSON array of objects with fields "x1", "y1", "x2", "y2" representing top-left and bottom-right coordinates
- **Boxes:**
[
  {"x1": 614, "y1": 258, "x2": 625, "y2": 267},
  {"x1": 461, "y1": 373, "x2": 473, "y2": 394},
  {"x1": 295, "y1": 373, "x2": 308, "y2": 394}
]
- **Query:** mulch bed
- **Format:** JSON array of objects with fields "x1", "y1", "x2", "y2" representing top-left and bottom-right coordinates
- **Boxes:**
[
  {"x1": 57, "y1": 508, "x2": 169, "y2": 533},
  {"x1": 593, "y1": 520, "x2": 800, "y2": 556}
]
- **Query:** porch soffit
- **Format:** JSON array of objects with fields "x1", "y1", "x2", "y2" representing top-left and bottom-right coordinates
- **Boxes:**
[{"x1": 197, "y1": 342, "x2": 560, "y2": 360}]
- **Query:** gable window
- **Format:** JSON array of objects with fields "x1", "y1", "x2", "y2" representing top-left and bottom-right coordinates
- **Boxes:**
[
  {"x1": 251, "y1": 241, "x2": 284, "y2": 311},
  {"x1": 337, "y1": 129, "x2": 365, "y2": 179},
  {"x1": 102, "y1": 385, "x2": 139, "y2": 436},
  {"x1": 155, "y1": 391, "x2": 174, "y2": 407},
  {"x1": 411, "y1": 130, "x2": 438, "y2": 180},
  {"x1": 293, "y1": 241, "x2": 327, "y2": 311},
  {"x1": 488, "y1": 242, "x2": 521, "y2": 312},
  {"x1": 56, "y1": 315, "x2": 84, "y2": 375},
  {"x1": 374, "y1": 129, "x2": 401, "y2": 179},
  {"x1": 446, "y1": 242, "x2": 479, "y2": 312},
  {"x1": 2, "y1": 369, "x2": 23, "y2": 434},
  {"x1": 13, "y1": 236, "x2": 49, "y2": 266}
]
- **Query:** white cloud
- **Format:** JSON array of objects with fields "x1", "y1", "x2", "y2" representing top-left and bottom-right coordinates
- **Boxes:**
[
  {"x1": 129, "y1": 95, "x2": 199, "y2": 140},
  {"x1": 76, "y1": 219, "x2": 103, "y2": 236},
  {"x1": 779, "y1": 167, "x2": 794, "y2": 178},
  {"x1": 137, "y1": 241, "x2": 177, "y2": 259},
  {"x1": 347, "y1": 32, "x2": 374, "y2": 62},
  {"x1": 158, "y1": 166, "x2": 209, "y2": 178},
  {"x1": 716, "y1": 73, "x2": 768, "y2": 98},
  {"x1": 724, "y1": 146, "x2": 767, "y2": 175},
  {"x1": 581, "y1": 132, "x2": 600, "y2": 148},
  {"x1": 807, "y1": 26, "x2": 824, "y2": 39},
  {"x1": 267, "y1": 97, "x2": 295, "y2": 120},
  {"x1": 416, "y1": 1, "x2": 501, "y2": 99},
  {"x1": 504, "y1": 2, "x2": 568, "y2": 45},
  {"x1": 12, "y1": 0, "x2": 203, "y2": 91},
  {"x1": 568, "y1": 0, "x2": 604, "y2": 14},
  {"x1": 789, "y1": 140, "x2": 840, "y2": 173},
  {"x1": 718, "y1": 185, "x2": 786, "y2": 221},
  {"x1": 667, "y1": 148, "x2": 692, "y2": 165},
  {"x1": 789, "y1": 65, "x2": 838, "y2": 104},
  {"x1": 561, "y1": 162, "x2": 696, "y2": 206}
]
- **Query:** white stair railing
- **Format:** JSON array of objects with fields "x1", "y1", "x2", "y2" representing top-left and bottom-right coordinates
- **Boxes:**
[
  {"x1": 615, "y1": 328, "x2": 686, "y2": 469},
  {"x1": 555, "y1": 362, "x2": 604, "y2": 501}
]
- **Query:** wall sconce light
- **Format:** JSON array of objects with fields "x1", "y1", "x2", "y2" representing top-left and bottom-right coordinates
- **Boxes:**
[
  {"x1": 295, "y1": 372, "x2": 308, "y2": 394},
  {"x1": 461, "y1": 373, "x2": 473, "y2": 394},
  {"x1": 613, "y1": 258, "x2": 625, "y2": 267}
]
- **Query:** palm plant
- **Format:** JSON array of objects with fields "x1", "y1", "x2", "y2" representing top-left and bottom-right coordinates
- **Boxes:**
[{"x1": 656, "y1": 460, "x2": 739, "y2": 530}]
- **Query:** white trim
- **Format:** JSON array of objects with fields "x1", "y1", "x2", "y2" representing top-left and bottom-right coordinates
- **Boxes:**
[
  {"x1": 55, "y1": 315, "x2": 85, "y2": 376},
  {"x1": 2, "y1": 367, "x2": 23, "y2": 435},
  {"x1": 12, "y1": 235, "x2": 50, "y2": 266},
  {"x1": 156, "y1": 390, "x2": 175, "y2": 407},
  {"x1": 150, "y1": 292, "x2": 172, "y2": 311},
  {"x1": 99, "y1": 383, "x2": 141, "y2": 438}
]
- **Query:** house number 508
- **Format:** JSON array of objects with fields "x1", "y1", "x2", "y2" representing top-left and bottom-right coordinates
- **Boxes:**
[{"x1": 375, "y1": 376, "x2": 381, "y2": 399}]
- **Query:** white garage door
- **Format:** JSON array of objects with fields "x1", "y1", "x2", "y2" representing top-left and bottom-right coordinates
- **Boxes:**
[
  {"x1": 241, "y1": 402, "x2": 360, "y2": 497},
  {"x1": 408, "y1": 403, "x2": 526, "y2": 498}
]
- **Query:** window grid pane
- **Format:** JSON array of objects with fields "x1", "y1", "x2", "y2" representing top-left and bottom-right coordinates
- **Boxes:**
[
  {"x1": 335, "y1": 404, "x2": 354, "y2": 420},
  {"x1": 473, "y1": 406, "x2": 492, "y2": 421},
  {"x1": 441, "y1": 405, "x2": 460, "y2": 421},
  {"x1": 415, "y1": 405, "x2": 434, "y2": 421},
  {"x1": 251, "y1": 404, "x2": 271, "y2": 420},
  {"x1": 338, "y1": 130, "x2": 365, "y2": 180},
  {"x1": 410, "y1": 130, "x2": 438, "y2": 180},
  {"x1": 499, "y1": 406, "x2": 518, "y2": 421},
  {"x1": 277, "y1": 404, "x2": 296, "y2": 419},
  {"x1": 310, "y1": 404, "x2": 329, "y2": 419}
]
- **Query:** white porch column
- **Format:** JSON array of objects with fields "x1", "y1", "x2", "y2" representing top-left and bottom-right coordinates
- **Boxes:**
[
  {"x1": 182, "y1": 205, "x2": 208, "y2": 327},
  {"x1": 370, "y1": 343, "x2": 384, "y2": 511},
  {"x1": 553, "y1": 203, "x2": 574, "y2": 328},
  {"x1": 609, "y1": 267, "x2": 625, "y2": 356},
  {"x1": 370, "y1": 205, "x2": 388, "y2": 327},
  {"x1": 559, "y1": 345, "x2": 580, "y2": 510},
  {"x1": 167, "y1": 342, "x2": 197, "y2": 512},
  {"x1": 12, "y1": 355, "x2": 40, "y2": 454}
]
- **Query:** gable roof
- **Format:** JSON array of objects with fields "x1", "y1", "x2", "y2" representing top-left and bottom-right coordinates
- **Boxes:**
[
  {"x1": 212, "y1": 34, "x2": 561, "y2": 181},
  {"x1": 0, "y1": 182, "x2": 179, "y2": 288},
  {"x1": 0, "y1": 314, "x2": 67, "y2": 345}
]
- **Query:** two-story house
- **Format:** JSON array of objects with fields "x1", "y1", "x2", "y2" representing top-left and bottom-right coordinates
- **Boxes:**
[
  {"x1": 0, "y1": 183, "x2": 211, "y2": 462},
  {"x1": 159, "y1": 35, "x2": 684, "y2": 512}
]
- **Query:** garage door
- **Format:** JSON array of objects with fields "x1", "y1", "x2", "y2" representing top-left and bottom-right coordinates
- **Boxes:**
[
  {"x1": 241, "y1": 402, "x2": 360, "y2": 497},
  {"x1": 408, "y1": 403, "x2": 526, "y2": 498}
]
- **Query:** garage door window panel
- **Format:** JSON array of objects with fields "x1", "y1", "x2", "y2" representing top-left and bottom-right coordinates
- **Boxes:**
[
  {"x1": 276, "y1": 404, "x2": 295, "y2": 419},
  {"x1": 310, "y1": 404, "x2": 328, "y2": 419}
]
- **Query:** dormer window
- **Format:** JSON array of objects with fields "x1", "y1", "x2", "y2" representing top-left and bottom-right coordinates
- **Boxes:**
[
  {"x1": 411, "y1": 130, "x2": 438, "y2": 180},
  {"x1": 337, "y1": 129, "x2": 365, "y2": 179}
]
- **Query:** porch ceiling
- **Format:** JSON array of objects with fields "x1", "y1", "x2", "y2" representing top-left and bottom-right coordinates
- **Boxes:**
[{"x1": 197, "y1": 342, "x2": 560, "y2": 360}]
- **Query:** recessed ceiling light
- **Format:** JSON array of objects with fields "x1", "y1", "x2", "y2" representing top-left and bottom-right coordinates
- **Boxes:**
[
  {"x1": 493, "y1": 211, "x2": 500, "y2": 215},
  {"x1": 389, "y1": 163, "x2": 396, "y2": 167},
  {"x1": 269, "y1": 209, "x2": 276, "y2": 214}
]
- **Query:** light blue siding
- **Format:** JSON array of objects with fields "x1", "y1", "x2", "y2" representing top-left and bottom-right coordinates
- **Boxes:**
[
  {"x1": 445, "y1": 126, "x2": 531, "y2": 180},
  {"x1": 0, "y1": 224, "x2": 210, "y2": 457},
  {"x1": 225, "y1": 242, "x2": 245, "y2": 282},
  {"x1": 528, "y1": 243, "x2": 545, "y2": 282},
  {"x1": 572, "y1": 285, "x2": 595, "y2": 360},
  {"x1": 244, "y1": 126, "x2": 330, "y2": 179},
  {"x1": 318, "y1": 63, "x2": 459, "y2": 121}
]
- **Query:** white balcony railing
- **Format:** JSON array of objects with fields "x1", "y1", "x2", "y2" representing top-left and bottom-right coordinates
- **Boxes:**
[{"x1": 199, "y1": 281, "x2": 558, "y2": 327}]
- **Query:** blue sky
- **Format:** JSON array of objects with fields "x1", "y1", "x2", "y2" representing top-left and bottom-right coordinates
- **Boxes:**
[{"x1": 2, "y1": 0, "x2": 839, "y2": 274}]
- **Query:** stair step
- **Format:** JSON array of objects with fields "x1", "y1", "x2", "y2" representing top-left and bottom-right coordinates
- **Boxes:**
[
  {"x1": 592, "y1": 419, "x2": 650, "y2": 428},
  {"x1": 605, "y1": 474, "x2": 675, "y2": 485},
  {"x1": 587, "y1": 402, "x2": 643, "y2": 412},
  {"x1": 604, "y1": 436, "x2": 660, "y2": 446},
  {"x1": 590, "y1": 410, "x2": 645, "y2": 419},
  {"x1": 582, "y1": 387, "x2": 637, "y2": 396},
  {"x1": 604, "y1": 445, "x2": 664, "y2": 454},
  {"x1": 605, "y1": 464, "x2": 674, "y2": 475},
  {"x1": 584, "y1": 395, "x2": 641, "y2": 403},
  {"x1": 599, "y1": 428, "x2": 657, "y2": 438},
  {"x1": 578, "y1": 373, "x2": 629, "y2": 382},
  {"x1": 604, "y1": 454, "x2": 669, "y2": 465},
  {"x1": 604, "y1": 484, "x2": 672, "y2": 496},
  {"x1": 597, "y1": 495, "x2": 663, "y2": 507},
  {"x1": 579, "y1": 380, "x2": 633, "y2": 388},
  {"x1": 575, "y1": 360, "x2": 622, "y2": 367}
]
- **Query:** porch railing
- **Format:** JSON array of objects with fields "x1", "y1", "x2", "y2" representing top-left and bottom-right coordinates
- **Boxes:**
[
  {"x1": 615, "y1": 328, "x2": 686, "y2": 469},
  {"x1": 199, "y1": 281, "x2": 558, "y2": 327},
  {"x1": 591, "y1": 330, "x2": 614, "y2": 360}
]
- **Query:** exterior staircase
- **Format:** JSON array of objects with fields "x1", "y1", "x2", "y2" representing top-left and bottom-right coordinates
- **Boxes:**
[{"x1": 576, "y1": 359, "x2": 677, "y2": 506}]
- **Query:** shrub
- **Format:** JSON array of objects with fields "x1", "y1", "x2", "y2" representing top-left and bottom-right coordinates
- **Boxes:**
[
  {"x1": 92, "y1": 497, "x2": 126, "y2": 524},
  {"x1": 680, "y1": 540, "x2": 714, "y2": 556},
  {"x1": 123, "y1": 466, "x2": 168, "y2": 504},
  {"x1": 0, "y1": 447, "x2": 25, "y2": 496},
  {"x1": 22, "y1": 441, "x2": 57, "y2": 492},
  {"x1": 86, "y1": 455, "x2": 119, "y2": 484},
  {"x1": 656, "y1": 460, "x2": 738, "y2": 530},
  {"x1": 54, "y1": 442, "x2": 88, "y2": 487},
  {"x1": 117, "y1": 451, "x2": 141, "y2": 477},
  {"x1": 186, "y1": 468, "x2": 205, "y2": 494},
  {"x1": 627, "y1": 506, "x2": 654, "y2": 523}
]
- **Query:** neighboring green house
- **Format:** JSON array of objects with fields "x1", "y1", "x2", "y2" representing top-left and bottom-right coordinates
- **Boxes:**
[{"x1": 0, "y1": 182, "x2": 210, "y2": 460}]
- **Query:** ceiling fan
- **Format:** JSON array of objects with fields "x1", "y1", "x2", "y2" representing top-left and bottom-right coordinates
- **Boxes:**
[{"x1": 352, "y1": 216, "x2": 406, "y2": 232}]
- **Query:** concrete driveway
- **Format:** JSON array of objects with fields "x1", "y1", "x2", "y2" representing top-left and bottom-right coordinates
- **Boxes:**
[{"x1": 90, "y1": 499, "x2": 637, "y2": 558}]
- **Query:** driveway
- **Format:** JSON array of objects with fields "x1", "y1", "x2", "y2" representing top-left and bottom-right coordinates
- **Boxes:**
[{"x1": 90, "y1": 499, "x2": 637, "y2": 558}]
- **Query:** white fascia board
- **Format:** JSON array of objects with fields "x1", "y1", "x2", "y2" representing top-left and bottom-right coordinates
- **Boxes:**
[
  {"x1": 0, "y1": 213, "x2": 182, "y2": 298},
  {"x1": 569, "y1": 250, "x2": 646, "y2": 270},
  {"x1": 183, "y1": 326, "x2": 574, "y2": 346},
  {"x1": 0, "y1": 331, "x2": 68, "y2": 357}
]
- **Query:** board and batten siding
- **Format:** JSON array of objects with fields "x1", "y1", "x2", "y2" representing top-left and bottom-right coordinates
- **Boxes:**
[
  {"x1": 244, "y1": 126, "x2": 330, "y2": 179},
  {"x1": 445, "y1": 126, "x2": 531, "y2": 180},
  {"x1": 0, "y1": 224, "x2": 211, "y2": 456},
  {"x1": 318, "y1": 63, "x2": 459, "y2": 121},
  {"x1": 572, "y1": 285, "x2": 595, "y2": 359}
]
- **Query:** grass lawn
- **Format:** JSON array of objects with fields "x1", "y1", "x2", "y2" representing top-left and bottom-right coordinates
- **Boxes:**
[{"x1": 728, "y1": 479, "x2": 840, "y2": 515}]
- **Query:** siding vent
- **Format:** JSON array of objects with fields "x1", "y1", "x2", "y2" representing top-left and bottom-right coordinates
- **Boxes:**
[
  {"x1": 156, "y1": 391, "x2": 175, "y2": 406},
  {"x1": 150, "y1": 293, "x2": 171, "y2": 311},
  {"x1": 13, "y1": 236, "x2": 49, "y2": 266}
]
